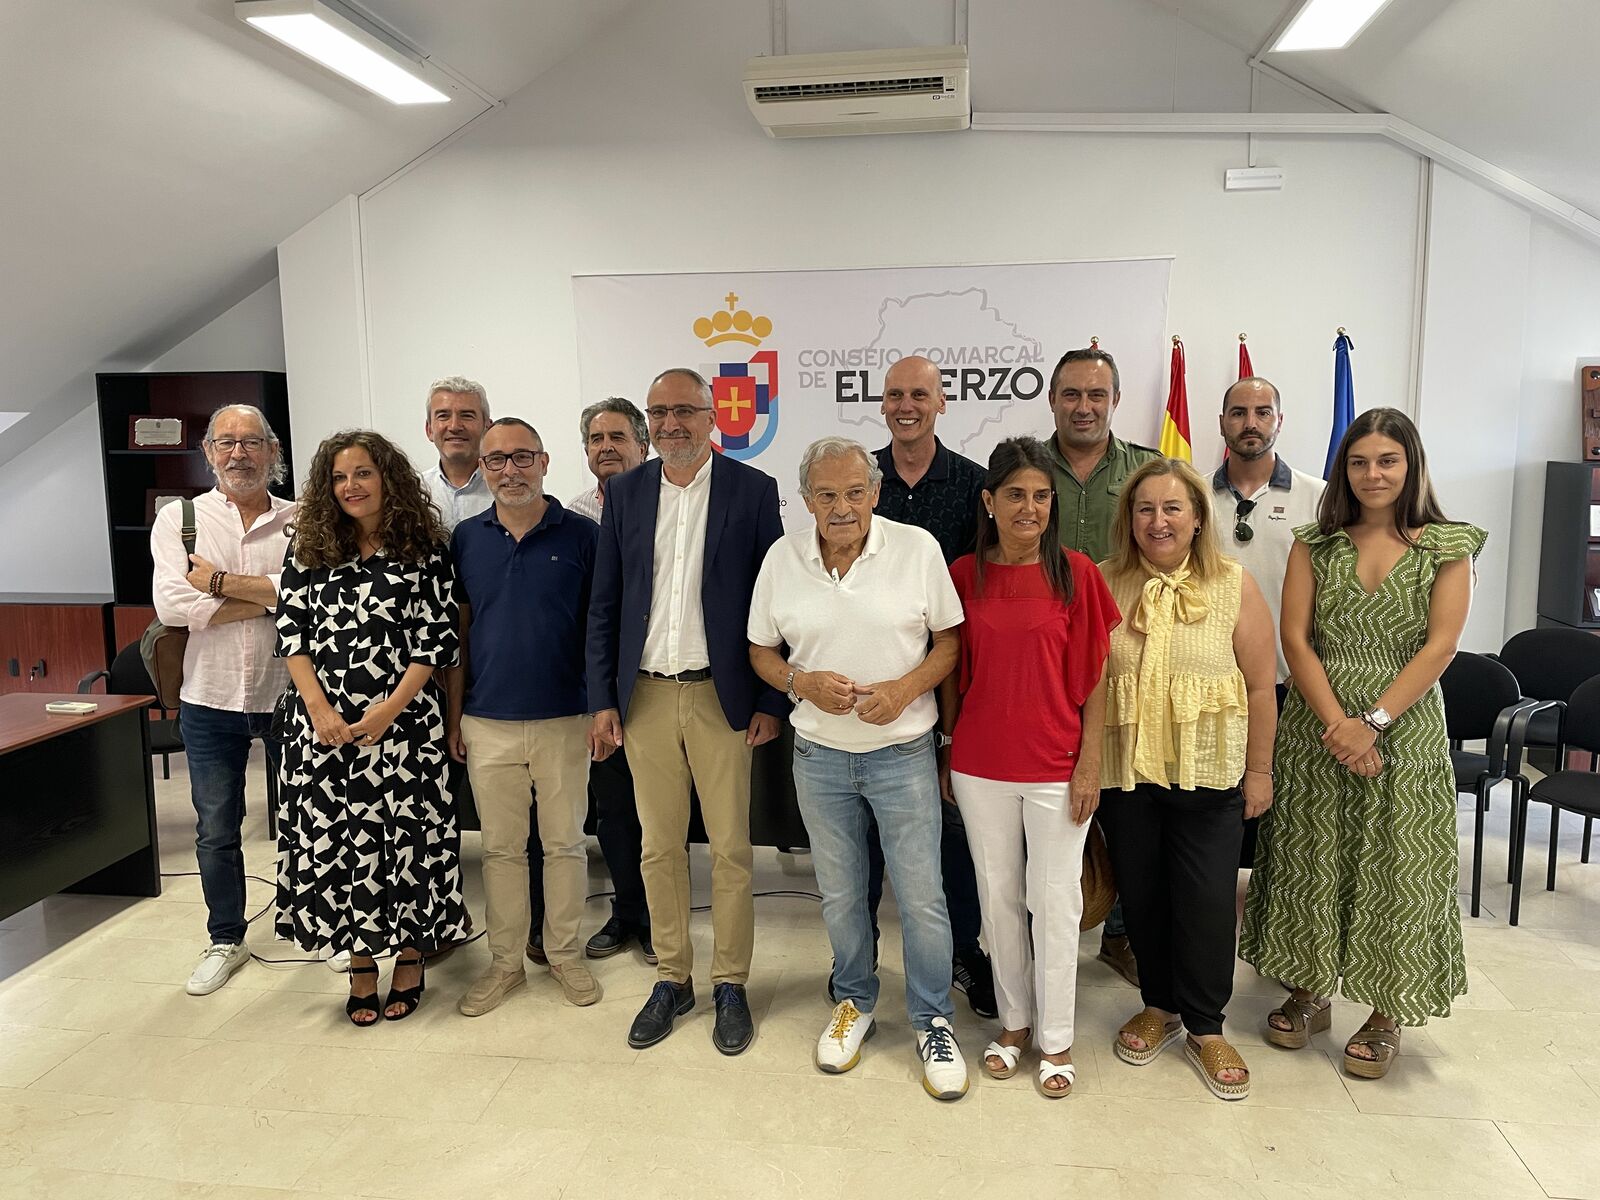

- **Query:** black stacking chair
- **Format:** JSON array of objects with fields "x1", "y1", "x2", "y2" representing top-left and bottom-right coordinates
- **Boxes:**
[
  {"x1": 1440, "y1": 652, "x2": 1534, "y2": 918},
  {"x1": 1497, "y1": 628, "x2": 1600, "y2": 922},
  {"x1": 78, "y1": 642, "x2": 278, "y2": 839},
  {"x1": 79, "y1": 642, "x2": 185, "y2": 778},
  {"x1": 1519, "y1": 675, "x2": 1600, "y2": 916}
]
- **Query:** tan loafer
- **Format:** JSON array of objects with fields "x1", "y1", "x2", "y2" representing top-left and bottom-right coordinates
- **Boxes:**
[
  {"x1": 457, "y1": 968, "x2": 526, "y2": 1017},
  {"x1": 551, "y1": 961, "x2": 601, "y2": 1007}
]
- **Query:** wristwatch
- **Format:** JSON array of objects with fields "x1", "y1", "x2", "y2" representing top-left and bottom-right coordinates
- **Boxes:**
[
  {"x1": 1360, "y1": 706, "x2": 1393, "y2": 735},
  {"x1": 935, "y1": 733, "x2": 954, "y2": 749},
  {"x1": 784, "y1": 669, "x2": 799, "y2": 704}
]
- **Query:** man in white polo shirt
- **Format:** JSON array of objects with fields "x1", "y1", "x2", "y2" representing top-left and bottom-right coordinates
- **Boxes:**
[
  {"x1": 748, "y1": 436, "x2": 969, "y2": 1101},
  {"x1": 1210, "y1": 376, "x2": 1326, "y2": 684}
]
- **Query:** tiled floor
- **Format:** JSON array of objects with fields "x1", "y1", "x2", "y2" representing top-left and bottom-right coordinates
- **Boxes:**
[{"x1": 2, "y1": 754, "x2": 1598, "y2": 1199}]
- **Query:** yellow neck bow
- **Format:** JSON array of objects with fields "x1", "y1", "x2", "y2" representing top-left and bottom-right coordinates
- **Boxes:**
[{"x1": 1130, "y1": 557, "x2": 1209, "y2": 784}]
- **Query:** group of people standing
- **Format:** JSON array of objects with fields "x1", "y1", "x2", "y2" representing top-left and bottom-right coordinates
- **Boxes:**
[{"x1": 151, "y1": 344, "x2": 1482, "y2": 1103}]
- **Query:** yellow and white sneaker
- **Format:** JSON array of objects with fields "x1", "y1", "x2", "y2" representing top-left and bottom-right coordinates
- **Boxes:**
[{"x1": 816, "y1": 999, "x2": 875, "y2": 1073}]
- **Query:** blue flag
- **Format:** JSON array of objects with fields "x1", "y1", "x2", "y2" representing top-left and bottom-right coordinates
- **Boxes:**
[{"x1": 1323, "y1": 331, "x2": 1355, "y2": 480}]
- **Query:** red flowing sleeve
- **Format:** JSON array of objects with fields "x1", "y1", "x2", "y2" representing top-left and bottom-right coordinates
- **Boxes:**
[{"x1": 1063, "y1": 552, "x2": 1120, "y2": 709}]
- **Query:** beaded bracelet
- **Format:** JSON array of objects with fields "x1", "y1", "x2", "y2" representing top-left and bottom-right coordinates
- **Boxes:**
[{"x1": 208, "y1": 571, "x2": 226, "y2": 597}]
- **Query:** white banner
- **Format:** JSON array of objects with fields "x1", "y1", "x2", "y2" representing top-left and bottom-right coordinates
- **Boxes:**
[{"x1": 574, "y1": 259, "x2": 1172, "y2": 527}]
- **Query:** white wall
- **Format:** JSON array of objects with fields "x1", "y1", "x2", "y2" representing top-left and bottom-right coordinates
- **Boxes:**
[
  {"x1": 0, "y1": 405, "x2": 113, "y2": 598},
  {"x1": 277, "y1": 0, "x2": 1420, "y2": 509},
  {"x1": 1415, "y1": 164, "x2": 1531, "y2": 651},
  {"x1": 146, "y1": 278, "x2": 286, "y2": 374},
  {"x1": 1507, "y1": 223, "x2": 1600, "y2": 636},
  {"x1": 0, "y1": 280, "x2": 288, "y2": 598},
  {"x1": 277, "y1": 196, "x2": 369, "y2": 481}
]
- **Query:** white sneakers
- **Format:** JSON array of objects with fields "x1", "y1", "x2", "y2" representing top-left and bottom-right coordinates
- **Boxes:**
[
  {"x1": 816, "y1": 1002, "x2": 968, "y2": 1100},
  {"x1": 816, "y1": 999, "x2": 875, "y2": 1072},
  {"x1": 186, "y1": 942, "x2": 250, "y2": 995},
  {"x1": 917, "y1": 1016, "x2": 970, "y2": 1100}
]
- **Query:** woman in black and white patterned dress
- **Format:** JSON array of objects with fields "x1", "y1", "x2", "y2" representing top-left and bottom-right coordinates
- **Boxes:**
[{"x1": 275, "y1": 429, "x2": 470, "y2": 1025}]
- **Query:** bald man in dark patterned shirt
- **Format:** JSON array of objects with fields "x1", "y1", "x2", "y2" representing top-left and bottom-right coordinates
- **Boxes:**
[{"x1": 858, "y1": 354, "x2": 996, "y2": 1019}]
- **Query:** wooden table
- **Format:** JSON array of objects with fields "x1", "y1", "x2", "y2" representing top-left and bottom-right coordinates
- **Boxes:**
[{"x1": 0, "y1": 692, "x2": 162, "y2": 921}]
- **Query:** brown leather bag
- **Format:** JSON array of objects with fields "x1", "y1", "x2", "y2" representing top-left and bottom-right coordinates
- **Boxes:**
[
  {"x1": 1080, "y1": 816, "x2": 1116, "y2": 930},
  {"x1": 139, "y1": 498, "x2": 197, "y2": 710}
]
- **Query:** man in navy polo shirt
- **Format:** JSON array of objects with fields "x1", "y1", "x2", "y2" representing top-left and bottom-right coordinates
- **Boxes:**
[{"x1": 445, "y1": 417, "x2": 602, "y2": 1016}]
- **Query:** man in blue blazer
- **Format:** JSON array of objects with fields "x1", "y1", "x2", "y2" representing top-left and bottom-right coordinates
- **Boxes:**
[{"x1": 588, "y1": 368, "x2": 785, "y2": 1056}]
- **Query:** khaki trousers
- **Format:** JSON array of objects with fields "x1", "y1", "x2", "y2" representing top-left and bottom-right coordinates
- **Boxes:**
[
  {"x1": 624, "y1": 675, "x2": 754, "y2": 985},
  {"x1": 461, "y1": 713, "x2": 590, "y2": 971}
]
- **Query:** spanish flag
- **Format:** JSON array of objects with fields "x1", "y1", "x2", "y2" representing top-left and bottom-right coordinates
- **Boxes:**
[
  {"x1": 1238, "y1": 332, "x2": 1253, "y2": 379},
  {"x1": 1159, "y1": 336, "x2": 1191, "y2": 461}
]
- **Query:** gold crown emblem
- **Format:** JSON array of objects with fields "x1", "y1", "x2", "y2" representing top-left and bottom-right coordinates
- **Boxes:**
[{"x1": 694, "y1": 293, "x2": 772, "y2": 347}]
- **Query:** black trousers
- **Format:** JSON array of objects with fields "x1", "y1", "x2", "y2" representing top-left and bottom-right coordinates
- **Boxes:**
[
  {"x1": 1099, "y1": 781, "x2": 1244, "y2": 1037},
  {"x1": 864, "y1": 801, "x2": 984, "y2": 953},
  {"x1": 527, "y1": 748, "x2": 649, "y2": 933}
]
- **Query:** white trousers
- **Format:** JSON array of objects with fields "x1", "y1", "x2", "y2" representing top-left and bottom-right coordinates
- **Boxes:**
[{"x1": 952, "y1": 772, "x2": 1090, "y2": 1054}]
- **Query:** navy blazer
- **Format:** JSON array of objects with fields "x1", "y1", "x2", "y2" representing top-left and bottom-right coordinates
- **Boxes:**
[{"x1": 587, "y1": 452, "x2": 786, "y2": 729}]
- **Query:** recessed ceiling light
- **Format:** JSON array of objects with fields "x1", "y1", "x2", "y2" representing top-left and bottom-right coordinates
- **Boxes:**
[
  {"x1": 235, "y1": 0, "x2": 449, "y2": 105},
  {"x1": 1272, "y1": 0, "x2": 1396, "y2": 52}
]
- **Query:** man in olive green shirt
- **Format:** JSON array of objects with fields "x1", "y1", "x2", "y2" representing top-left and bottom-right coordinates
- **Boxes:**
[
  {"x1": 1044, "y1": 348, "x2": 1161, "y2": 563},
  {"x1": 1042, "y1": 345, "x2": 1159, "y2": 988}
]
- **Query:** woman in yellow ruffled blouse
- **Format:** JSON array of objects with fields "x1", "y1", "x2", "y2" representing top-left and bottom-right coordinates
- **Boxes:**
[{"x1": 1097, "y1": 457, "x2": 1278, "y2": 1101}]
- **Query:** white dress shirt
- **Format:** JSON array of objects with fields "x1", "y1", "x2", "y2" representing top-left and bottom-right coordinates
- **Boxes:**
[
  {"x1": 641, "y1": 455, "x2": 712, "y2": 674},
  {"x1": 566, "y1": 484, "x2": 604, "y2": 523},
  {"x1": 426, "y1": 463, "x2": 493, "y2": 531},
  {"x1": 150, "y1": 488, "x2": 296, "y2": 713}
]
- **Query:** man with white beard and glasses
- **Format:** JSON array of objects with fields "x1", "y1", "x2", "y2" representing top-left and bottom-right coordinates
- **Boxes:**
[{"x1": 151, "y1": 404, "x2": 296, "y2": 995}]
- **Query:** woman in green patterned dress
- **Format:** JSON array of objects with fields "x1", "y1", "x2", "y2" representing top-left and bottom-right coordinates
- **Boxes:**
[{"x1": 1239, "y1": 407, "x2": 1483, "y2": 1080}]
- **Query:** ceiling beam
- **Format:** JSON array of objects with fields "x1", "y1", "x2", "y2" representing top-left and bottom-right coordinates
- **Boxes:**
[{"x1": 972, "y1": 110, "x2": 1600, "y2": 248}]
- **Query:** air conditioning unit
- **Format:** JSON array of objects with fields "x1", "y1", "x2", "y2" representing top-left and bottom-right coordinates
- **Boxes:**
[{"x1": 743, "y1": 46, "x2": 970, "y2": 139}]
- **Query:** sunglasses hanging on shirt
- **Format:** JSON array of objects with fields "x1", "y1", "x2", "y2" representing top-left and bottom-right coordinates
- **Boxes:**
[{"x1": 1234, "y1": 498, "x2": 1257, "y2": 543}]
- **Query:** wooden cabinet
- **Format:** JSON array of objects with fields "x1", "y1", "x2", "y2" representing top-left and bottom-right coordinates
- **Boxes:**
[
  {"x1": 97, "y1": 372, "x2": 292, "y2": 605},
  {"x1": 0, "y1": 604, "x2": 108, "y2": 696}
]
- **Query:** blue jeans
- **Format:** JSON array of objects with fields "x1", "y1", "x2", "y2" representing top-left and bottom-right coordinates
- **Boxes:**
[
  {"x1": 180, "y1": 701, "x2": 279, "y2": 945},
  {"x1": 792, "y1": 730, "x2": 953, "y2": 1029}
]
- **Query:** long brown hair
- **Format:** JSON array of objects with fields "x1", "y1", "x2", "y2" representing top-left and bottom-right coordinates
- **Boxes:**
[
  {"x1": 1317, "y1": 407, "x2": 1450, "y2": 543},
  {"x1": 1103, "y1": 458, "x2": 1226, "y2": 583},
  {"x1": 973, "y1": 437, "x2": 1074, "y2": 603},
  {"x1": 289, "y1": 429, "x2": 446, "y2": 569}
]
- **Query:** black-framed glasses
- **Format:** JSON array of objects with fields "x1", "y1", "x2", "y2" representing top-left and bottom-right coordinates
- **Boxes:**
[
  {"x1": 1233, "y1": 497, "x2": 1257, "y2": 543},
  {"x1": 481, "y1": 450, "x2": 545, "y2": 470},
  {"x1": 208, "y1": 436, "x2": 267, "y2": 453},
  {"x1": 645, "y1": 405, "x2": 713, "y2": 422}
]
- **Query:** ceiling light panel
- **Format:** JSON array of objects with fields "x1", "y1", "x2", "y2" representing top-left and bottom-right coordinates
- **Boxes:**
[
  {"x1": 1272, "y1": 0, "x2": 1396, "y2": 52},
  {"x1": 236, "y1": 0, "x2": 449, "y2": 105}
]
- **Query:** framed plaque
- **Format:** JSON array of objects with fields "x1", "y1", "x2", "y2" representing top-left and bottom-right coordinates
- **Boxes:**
[
  {"x1": 129, "y1": 415, "x2": 187, "y2": 449},
  {"x1": 145, "y1": 487, "x2": 206, "y2": 524}
]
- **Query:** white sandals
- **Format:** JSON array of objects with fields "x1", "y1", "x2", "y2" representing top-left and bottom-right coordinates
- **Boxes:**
[
  {"x1": 982, "y1": 1040, "x2": 1023, "y2": 1080},
  {"x1": 1036, "y1": 1059, "x2": 1076, "y2": 1099}
]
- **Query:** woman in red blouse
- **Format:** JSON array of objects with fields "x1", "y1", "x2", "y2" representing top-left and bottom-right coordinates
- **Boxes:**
[{"x1": 937, "y1": 437, "x2": 1120, "y2": 1098}]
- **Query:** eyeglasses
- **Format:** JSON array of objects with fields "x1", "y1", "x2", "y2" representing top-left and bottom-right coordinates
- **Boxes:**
[
  {"x1": 1233, "y1": 497, "x2": 1257, "y2": 543},
  {"x1": 810, "y1": 488, "x2": 872, "y2": 507},
  {"x1": 481, "y1": 450, "x2": 545, "y2": 470},
  {"x1": 645, "y1": 405, "x2": 713, "y2": 422},
  {"x1": 208, "y1": 437, "x2": 267, "y2": 453}
]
